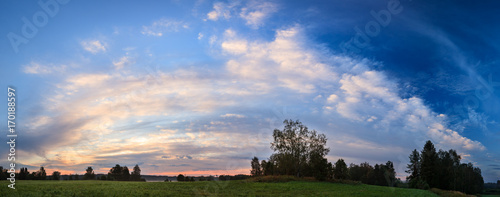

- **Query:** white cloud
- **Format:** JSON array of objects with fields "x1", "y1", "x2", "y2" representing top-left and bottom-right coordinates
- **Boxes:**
[
  {"x1": 141, "y1": 18, "x2": 189, "y2": 37},
  {"x1": 222, "y1": 26, "x2": 337, "y2": 93},
  {"x1": 81, "y1": 40, "x2": 107, "y2": 54},
  {"x1": 23, "y1": 62, "x2": 66, "y2": 74},
  {"x1": 240, "y1": 1, "x2": 278, "y2": 28},
  {"x1": 206, "y1": 2, "x2": 233, "y2": 21},
  {"x1": 326, "y1": 94, "x2": 338, "y2": 103},
  {"x1": 221, "y1": 40, "x2": 248, "y2": 55},
  {"x1": 113, "y1": 56, "x2": 133, "y2": 70}
]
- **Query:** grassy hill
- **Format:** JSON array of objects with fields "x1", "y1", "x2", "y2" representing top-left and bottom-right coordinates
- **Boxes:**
[{"x1": 0, "y1": 180, "x2": 437, "y2": 196}]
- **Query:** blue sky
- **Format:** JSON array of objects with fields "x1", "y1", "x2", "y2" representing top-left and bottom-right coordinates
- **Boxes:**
[{"x1": 0, "y1": 0, "x2": 499, "y2": 182}]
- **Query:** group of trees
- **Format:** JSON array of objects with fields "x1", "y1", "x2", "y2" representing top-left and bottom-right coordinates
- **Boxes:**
[
  {"x1": 346, "y1": 161, "x2": 397, "y2": 186},
  {"x1": 3, "y1": 167, "x2": 48, "y2": 180},
  {"x1": 175, "y1": 174, "x2": 195, "y2": 182},
  {"x1": 251, "y1": 120, "x2": 332, "y2": 181},
  {"x1": 406, "y1": 140, "x2": 484, "y2": 194},
  {"x1": 251, "y1": 120, "x2": 485, "y2": 194},
  {"x1": 174, "y1": 174, "x2": 216, "y2": 182},
  {"x1": 106, "y1": 164, "x2": 143, "y2": 181},
  {"x1": 0, "y1": 164, "x2": 143, "y2": 182},
  {"x1": 251, "y1": 120, "x2": 396, "y2": 186}
]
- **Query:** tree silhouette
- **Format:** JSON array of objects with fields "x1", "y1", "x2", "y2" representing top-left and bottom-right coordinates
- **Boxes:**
[
  {"x1": 405, "y1": 149, "x2": 421, "y2": 188},
  {"x1": 131, "y1": 164, "x2": 142, "y2": 181},
  {"x1": 333, "y1": 159, "x2": 349, "y2": 180},
  {"x1": 177, "y1": 174, "x2": 185, "y2": 182},
  {"x1": 251, "y1": 157, "x2": 262, "y2": 176},
  {"x1": 84, "y1": 167, "x2": 96, "y2": 180},
  {"x1": 0, "y1": 167, "x2": 6, "y2": 180},
  {"x1": 122, "y1": 166, "x2": 130, "y2": 181},
  {"x1": 19, "y1": 168, "x2": 29, "y2": 180},
  {"x1": 420, "y1": 140, "x2": 438, "y2": 188},
  {"x1": 35, "y1": 166, "x2": 47, "y2": 180},
  {"x1": 51, "y1": 171, "x2": 61, "y2": 180}
]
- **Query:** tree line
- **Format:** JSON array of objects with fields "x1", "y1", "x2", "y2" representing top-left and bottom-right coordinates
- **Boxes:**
[
  {"x1": 406, "y1": 140, "x2": 484, "y2": 194},
  {"x1": 250, "y1": 119, "x2": 485, "y2": 194},
  {"x1": 0, "y1": 164, "x2": 144, "y2": 181},
  {"x1": 171, "y1": 174, "x2": 250, "y2": 182}
]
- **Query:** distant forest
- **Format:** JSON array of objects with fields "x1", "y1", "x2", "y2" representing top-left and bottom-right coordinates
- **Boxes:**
[{"x1": 0, "y1": 164, "x2": 144, "y2": 181}]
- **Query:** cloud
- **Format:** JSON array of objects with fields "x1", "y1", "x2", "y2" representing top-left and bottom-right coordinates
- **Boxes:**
[
  {"x1": 240, "y1": 1, "x2": 278, "y2": 28},
  {"x1": 222, "y1": 26, "x2": 337, "y2": 93},
  {"x1": 23, "y1": 62, "x2": 66, "y2": 74},
  {"x1": 81, "y1": 40, "x2": 107, "y2": 54},
  {"x1": 206, "y1": 2, "x2": 233, "y2": 21},
  {"x1": 141, "y1": 18, "x2": 189, "y2": 37},
  {"x1": 113, "y1": 56, "x2": 133, "y2": 70},
  {"x1": 221, "y1": 114, "x2": 245, "y2": 118}
]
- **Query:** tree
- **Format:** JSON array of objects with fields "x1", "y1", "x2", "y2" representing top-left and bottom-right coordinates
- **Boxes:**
[
  {"x1": 0, "y1": 166, "x2": 6, "y2": 180},
  {"x1": 177, "y1": 174, "x2": 185, "y2": 182},
  {"x1": 349, "y1": 162, "x2": 373, "y2": 183},
  {"x1": 260, "y1": 160, "x2": 268, "y2": 175},
  {"x1": 251, "y1": 157, "x2": 262, "y2": 176},
  {"x1": 420, "y1": 140, "x2": 438, "y2": 188},
  {"x1": 100, "y1": 175, "x2": 107, "y2": 180},
  {"x1": 383, "y1": 161, "x2": 396, "y2": 187},
  {"x1": 271, "y1": 119, "x2": 329, "y2": 177},
  {"x1": 406, "y1": 149, "x2": 421, "y2": 187},
  {"x1": 74, "y1": 173, "x2": 79, "y2": 180},
  {"x1": 333, "y1": 159, "x2": 349, "y2": 180},
  {"x1": 52, "y1": 171, "x2": 61, "y2": 180},
  {"x1": 122, "y1": 166, "x2": 130, "y2": 181},
  {"x1": 19, "y1": 168, "x2": 29, "y2": 180},
  {"x1": 108, "y1": 164, "x2": 131, "y2": 181},
  {"x1": 35, "y1": 166, "x2": 47, "y2": 180},
  {"x1": 108, "y1": 164, "x2": 122, "y2": 181},
  {"x1": 308, "y1": 154, "x2": 331, "y2": 181},
  {"x1": 84, "y1": 167, "x2": 96, "y2": 180},
  {"x1": 131, "y1": 164, "x2": 142, "y2": 181}
]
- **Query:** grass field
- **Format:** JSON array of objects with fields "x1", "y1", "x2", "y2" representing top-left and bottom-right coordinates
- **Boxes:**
[{"x1": 0, "y1": 180, "x2": 438, "y2": 196}]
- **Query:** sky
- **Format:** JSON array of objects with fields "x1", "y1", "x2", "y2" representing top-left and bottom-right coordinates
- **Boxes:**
[{"x1": 0, "y1": 0, "x2": 499, "y2": 182}]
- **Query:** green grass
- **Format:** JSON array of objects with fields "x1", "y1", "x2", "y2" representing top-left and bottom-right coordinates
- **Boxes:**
[{"x1": 0, "y1": 180, "x2": 438, "y2": 197}]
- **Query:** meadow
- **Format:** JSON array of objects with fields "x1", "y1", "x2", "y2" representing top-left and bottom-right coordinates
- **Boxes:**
[{"x1": 0, "y1": 180, "x2": 438, "y2": 197}]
